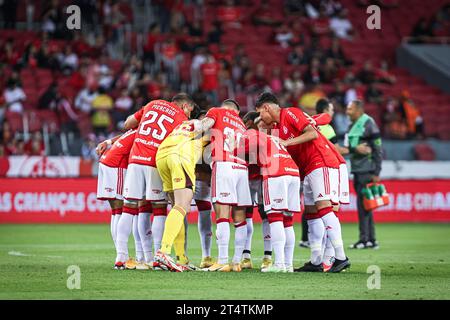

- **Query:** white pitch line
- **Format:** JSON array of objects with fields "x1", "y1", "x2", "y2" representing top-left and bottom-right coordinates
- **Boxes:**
[{"x1": 7, "y1": 251, "x2": 63, "y2": 259}]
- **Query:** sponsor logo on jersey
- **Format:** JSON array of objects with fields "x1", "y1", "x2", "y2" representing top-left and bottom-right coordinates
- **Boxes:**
[
  {"x1": 232, "y1": 165, "x2": 247, "y2": 170},
  {"x1": 173, "y1": 177, "x2": 183, "y2": 183},
  {"x1": 131, "y1": 155, "x2": 152, "y2": 162}
]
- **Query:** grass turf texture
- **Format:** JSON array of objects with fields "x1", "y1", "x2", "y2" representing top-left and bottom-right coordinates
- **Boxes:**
[{"x1": 0, "y1": 223, "x2": 449, "y2": 300}]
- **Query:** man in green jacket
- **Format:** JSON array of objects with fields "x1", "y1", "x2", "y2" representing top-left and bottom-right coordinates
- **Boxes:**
[{"x1": 342, "y1": 100, "x2": 382, "y2": 249}]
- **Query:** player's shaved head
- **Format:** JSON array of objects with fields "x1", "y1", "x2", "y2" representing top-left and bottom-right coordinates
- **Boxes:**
[{"x1": 221, "y1": 99, "x2": 240, "y2": 111}]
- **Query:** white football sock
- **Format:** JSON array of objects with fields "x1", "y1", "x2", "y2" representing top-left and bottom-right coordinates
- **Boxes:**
[
  {"x1": 110, "y1": 214, "x2": 116, "y2": 246},
  {"x1": 115, "y1": 212, "x2": 133, "y2": 263},
  {"x1": 284, "y1": 226, "x2": 295, "y2": 268},
  {"x1": 322, "y1": 212, "x2": 346, "y2": 260},
  {"x1": 138, "y1": 212, "x2": 153, "y2": 263},
  {"x1": 216, "y1": 220, "x2": 230, "y2": 264},
  {"x1": 269, "y1": 221, "x2": 286, "y2": 267},
  {"x1": 198, "y1": 210, "x2": 212, "y2": 258},
  {"x1": 152, "y1": 215, "x2": 166, "y2": 253},
  {"x1": 323, "y1": 235, "x2": 335, "y2": 266},
  {"x1": 243, "y1": 217, "x2": 254, "y2": 259},
  {"x1": 262, "y1": 219, "x2": 272, "y2": 255},
  {"x1": 132, "y1": 215, "x2": 144, "y2": 262},
  {"x1": 113, "y1": 213, "x2": 121, "y2": 247},
  {"x1": 232, "y1": 222, "x2": 247, "y2": 264},
  {"x1": 307, "y1": 218, "x2": 325, "y2": 265}
]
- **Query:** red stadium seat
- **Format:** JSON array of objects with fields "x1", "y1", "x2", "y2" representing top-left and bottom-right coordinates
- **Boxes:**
[
  {"x1": 38, "y1": 110, "x2": 60, "y2": 134},
  {"x1": 414, "y1": 143, "x2": 436, "y2": 161},
  {"x1": 5, "y1": 111, "x2": 24, "y2": 133}
]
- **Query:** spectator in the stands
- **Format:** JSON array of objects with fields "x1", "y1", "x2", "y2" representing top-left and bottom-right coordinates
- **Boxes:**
[
  {"x1": 191, "y1": 47, "x2": 208, "y2": 92},
  {"x1": 161, "y1": 38, "x2": 182, "y2": 87},
  {"x1": 365, "y1": 83, "x2": 384, "y2": 104},
  {"x1": 81, "y1": 133, "x2": 99, "y2": 160},
  {"x1": 200, "y1": 54, "x2": 220, "y2": 105},
  {"x1": 205, "y1": 21, "x2": 221, "y2": 45},
  {"x1": 304, "y1": 57, "x2": 323, "y2": 84},
  {"x1": 284, "y1": 70, "x2": 305, "y2": 97},
  {"x1": 326, "y1": 37, "x2": 351, "y2": 66},
  {"x1": 357, "y1": 61, "x2": 376, "y2": 84},
  {"x1": 36, "y1": 42, "x2": 59, "y2": 70},
  {"x1": 275, "y1": 23, "x2": 294, "y2": 48},
  {"x1": 24, "y1": 131, "x2": 45, "y2": 156},
  {"x1": 217, "y1": 0, "x2": 243, "y2": 28},
  {"x1": 409, "y1": 18, "x2": 433, "y2": 44},
  {"x1": 284, "y1": 0, "x2": 305, "y2": 16},
  {"x1": 21, "y1": 43, "x2": 39, "y2": 68},
  {"x1": 329, "y1": 80, "x2": 347, "y2": 109},
  {"x1": 113, "y1": 89, "x2": 133, "y2": 124},
  {"x1": 399, "y1": 91, "x2": 424, "y2": 139},
  {"x1": 345, "y1": 80, "x2": 364, "y2": 105},
  {"x1": 143, "y1": 23, "x2": 163, "y2": 67},
  {"x1": 321, "y1": 57, "x2": 338, "y2": 83},
  {"x1": 0, "y1": 38, "x2": 21, "y2": 69},
  {"x1": 38, "y1": 83, "x2": 58, "y2": 110},
  {"x1": 375, "y1": 60, "x2": 396, "y2": 84},
  {"x1": 3, "y1": 78, "x2": 26, "y2": 114},
  {"x1": 383, "y1": 97, "x2": 407, "y2": 139},
  {"x1": 75, "y1": 83, "x2": 98, "y2": 114},
  {"x1": 310, "y1": 7, "x2": 331, "y2": 36},
  {"x1": 269, "y1": 67, "x2": 283, "y2": 94},
  {"x1": 58, "y1": 46, "x2": 79, "y2": 75},
  {"x1": 322, "y1": 0, "x2": 343, "y2": 17},
  {"x1": 288, "y1": 45, "x2": 307, "y2": 65},
  {"x1": 252, "y1": 0, "x2": 282, "y2": 26},
  {"x1": 91, "y1": 87, "x2": 113, "y2": 135},
  {"x1": 329, "y1": 8, "x2": 354, "y2": 40},
  {"x1": 57, "y1": 93, "x2": 79, "y2": 133},
  {"x1": 41, "y1": 0, "x2": 63, "y2": 38}
]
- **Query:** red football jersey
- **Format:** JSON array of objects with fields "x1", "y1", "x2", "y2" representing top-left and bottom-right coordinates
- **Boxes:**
[
  {"x1": 205, "y1": 107, "x2": 247, "y2": 165},
  {"x1": 239, "y1": 129, "x2": 299, "y2": 179},
  {"x1": 129, "y1": 99, "x2": 188, "y2": 166},
  {"x1": 312, "y1": 113, "x2": 346, "y2": 164},
  {"x1": 100, "y1": 129, "x2": 136, "y2": 169},
  {"x1": 274, "y1": 107, "x2": 340, "y2": 177}
]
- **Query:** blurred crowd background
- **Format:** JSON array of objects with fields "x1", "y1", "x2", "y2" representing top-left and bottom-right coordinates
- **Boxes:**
[{"x1": 1, "y1": 0, "x2": 449, "y2": 160}]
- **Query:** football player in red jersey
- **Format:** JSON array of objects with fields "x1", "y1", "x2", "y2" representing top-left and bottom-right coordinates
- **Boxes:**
[
  {"x1": 255, "y1": 92, "x2": 350, "y2": 273},
  {"x1": 241, "y1": 111, "x2": 273, "y2": 271},
  {"x1": 96, "y1": 129, "x2": 150, "y2": 270},
  {"x1": 191, "y1": 99, "x2": 252, "y2": 272},
  {"x1": 113, "y1": 93, "x2": 196, "y2": 269},
  {"x1": 238, "y1": 114, "x2": 301, "y2": 272}
]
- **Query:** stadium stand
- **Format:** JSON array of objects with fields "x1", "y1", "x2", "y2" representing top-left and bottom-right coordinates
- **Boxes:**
[{"x1": 1, "y1": 0, "x2": 449, "y2": 157}]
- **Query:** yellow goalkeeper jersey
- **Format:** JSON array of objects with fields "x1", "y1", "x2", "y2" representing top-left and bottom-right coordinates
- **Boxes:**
[{"x1": 156, "y1": 121, "x2": 208, "y2": 163}]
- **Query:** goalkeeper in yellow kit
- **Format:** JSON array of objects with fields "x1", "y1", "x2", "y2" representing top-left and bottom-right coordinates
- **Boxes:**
[{"x1": 154, "y1": 117, "x2": 209, "y2": 272}]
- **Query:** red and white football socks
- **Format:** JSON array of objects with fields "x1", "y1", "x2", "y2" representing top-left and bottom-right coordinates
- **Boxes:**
[
  {"x1": 268, "y1": 213, "x2": 285, "y2": 267},
  {"x1": 196, "y1": 200, "x2": 212, "y2": 258},
  {"x1": 151, "y1": 206, "x2": 167, "y2": 253},
  {"x1": 216, "y1": 218, "x2": 230, "y2": 264},
  {"x1": 307, "y1": 217, "x2": 325, "y2": 265},
  {"x1": 132, "y1": 215, "x2": 144, "y2": 263},
  {"x1": 232, "y1": 220, "x2": 247, "y2": 264},
  {"x1": 115, "y1": 205, "x2": 137, "y2": 263},
  {"x1": 321, "y1": 211, "x2": 346, "y2": 260},
  {"x1": 283, "y1": 215, "x2": 295, "y2": 269},
  {"x1": 138, "y1": 204, "x2": 153, "y2": 264},
  {"x1": 262, "y1": 218, "x2": 272, "y2": 258}
]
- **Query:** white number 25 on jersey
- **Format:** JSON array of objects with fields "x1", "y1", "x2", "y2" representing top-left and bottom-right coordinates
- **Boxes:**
[{"x1": 139, "y1": 110, "x2": 175, "y2": 140}]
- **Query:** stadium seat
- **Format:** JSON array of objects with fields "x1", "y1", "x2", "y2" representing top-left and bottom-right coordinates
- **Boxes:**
[{"x1": 413, "y1": 143, "x2": 436, "y2": 161}]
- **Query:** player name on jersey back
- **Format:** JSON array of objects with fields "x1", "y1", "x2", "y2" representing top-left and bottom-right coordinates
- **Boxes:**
[{"x1": 129, "y1": 99, "x2": 188, "y2": 167}]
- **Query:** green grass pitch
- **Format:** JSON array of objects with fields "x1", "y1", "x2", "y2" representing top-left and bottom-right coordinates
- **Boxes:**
[{"x1": 0, "y1": 223, "x2": 449, "y2": 300}]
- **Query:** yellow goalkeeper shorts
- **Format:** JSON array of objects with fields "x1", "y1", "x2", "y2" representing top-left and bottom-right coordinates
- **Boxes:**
[{"x1": 156, "y1": 153, "x2": 196, "y2": 193}]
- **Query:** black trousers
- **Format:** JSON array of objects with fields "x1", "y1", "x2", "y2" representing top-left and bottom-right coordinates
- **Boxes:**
[{"x1": 353, "y1": 173, "x2": 377, "y2": 242}]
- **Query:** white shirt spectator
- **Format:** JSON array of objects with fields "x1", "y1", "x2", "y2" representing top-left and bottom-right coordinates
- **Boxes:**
[
  {"x1": 4, "y1": 87, "x2": 26, "y2": 113},
  {"x1": 75, "y1": 88, "x2": 98, "y2": 113},
  {"x1": 345, "y1": 87, "x2": 357, "y2": 105},
  {"x1": 330, "y1": 16, "x2": 353, "y2": 39},
  {"x1": 115, "y1": 95, "x2": 133, "y2": 112},
  {"x1": 59, "y1": 52, "x2": 79, "y2": 71},
  {"x1": 98, "y1": 64, "x2": 113, "y2": 90}
]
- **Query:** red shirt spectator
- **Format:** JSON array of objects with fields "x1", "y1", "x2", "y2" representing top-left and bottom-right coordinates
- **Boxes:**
[{"x1": 200, "y1": 58, "x2": 220, "y2": 91}]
